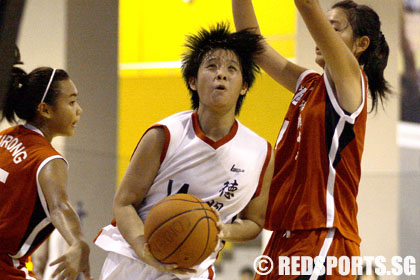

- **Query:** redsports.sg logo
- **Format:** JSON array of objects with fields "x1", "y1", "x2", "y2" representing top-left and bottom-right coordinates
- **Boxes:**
[{"x1": 253, "y1": 255, "x2": 416, "y2": 276}]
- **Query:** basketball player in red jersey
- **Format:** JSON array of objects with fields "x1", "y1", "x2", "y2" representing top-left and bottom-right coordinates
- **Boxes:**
[
  {"x1": 233, "y1": 1, "x2": 391, "y2": 279},
  {"x1": 0, "y1": 61, "x2": 91, "y2": 279}
]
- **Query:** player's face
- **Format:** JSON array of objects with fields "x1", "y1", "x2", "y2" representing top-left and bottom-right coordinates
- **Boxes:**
[
  {"x1": 48, "y1": 79, "x2": 82, "y2": 137},
  {"x1": 315, "y1": 8, "x2": 357, "y2": 68},
  {"x1": 190, "y1": 49, "x2": 247, "y2": 115}
]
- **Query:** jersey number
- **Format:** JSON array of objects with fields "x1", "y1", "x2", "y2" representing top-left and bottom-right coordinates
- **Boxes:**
[
  {"x1": 0, "y1": 168, "x2": 9, "y2": 184},
  {"x1": 167, "y1": 179, "x2": 189, "y2": 196}
]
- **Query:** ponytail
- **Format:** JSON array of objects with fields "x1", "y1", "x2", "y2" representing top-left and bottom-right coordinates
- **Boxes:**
[
  {"x1": 332, "y1": 0, "x2": 391, "y2": 112},
  {"x1": 2, "y1": 67, "x2": 28, "y2": 123},
  {"x1": 360, "y1": 31, "x2": 391, "y2": 112}
]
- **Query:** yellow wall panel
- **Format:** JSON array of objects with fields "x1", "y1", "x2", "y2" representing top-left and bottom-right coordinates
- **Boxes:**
[
  {"x1": 118, "y1": 0, "x2": 297, "y2": 182},
  {"x1": 120, "y1": 0, "x2": 296, "y2": 63}
]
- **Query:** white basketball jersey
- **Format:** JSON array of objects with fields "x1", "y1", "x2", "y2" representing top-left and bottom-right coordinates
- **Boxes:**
[{"x1": 95, "y1": 111, "x2": 271, "y2": 279}]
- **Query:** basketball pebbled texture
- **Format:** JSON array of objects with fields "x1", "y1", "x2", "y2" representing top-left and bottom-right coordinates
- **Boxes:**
[{"x1": 144, "y1": 193, "x2": 219, "y2": 268}]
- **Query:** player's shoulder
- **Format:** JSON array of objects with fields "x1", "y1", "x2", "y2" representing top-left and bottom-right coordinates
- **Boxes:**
[
  {"x1": 296, "y1": 70, "x2": 321, "y2": 90},
  {"x1": 236, "y1": 120, "x2": 269, "y2": 148},
  {"x1": 0, "y1": 124, "x2": 19, "y2": 135},
  {"x1": 155, "y1": 110, "x2": 193, "y2": 127}
]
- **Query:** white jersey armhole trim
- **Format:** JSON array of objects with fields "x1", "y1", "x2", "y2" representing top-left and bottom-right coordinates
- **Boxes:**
[
  {"x1": 10, "y1": 218, "x2": 52, "y2": 259},
  {"x1": 295, "y1": 70, "x2": 317, "y2": 92},
  {"x1": 36, "y1": 155, "x2": 68, "y2": 218},
  {"x1": 275, "y1": 120, "x2": 290, "y2": 149},
  {"x1": 324, "y1": 69, "x2": 366, "y2": 124}
]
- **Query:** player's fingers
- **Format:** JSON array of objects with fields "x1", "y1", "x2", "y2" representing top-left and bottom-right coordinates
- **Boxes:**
[
  {"x1": 83, "y1": 266, "x2": 92, "y2": 279},
  {"x1": 211, "y1": 209, "x2": 224, "y2": 233},
  {"x1": 144, "y1": 242, "x2": 155, "y2": 258},
  {"x1": 57, "y1": 269, "x2": 69, "y2": 280},
  {"x1": 161, "y1": 263, "x2": 177, "y2": 271},
  {"x1": 49, "y1": 256, "x2": 65, "y2": 266},
  {"x1": 52, "y1": 262, "x2": 66, "y2": 278},
  {"x1": 67, "y1": 272, "x2": 78, "y2": 280},
  {"x1": 172, "y1": 267, "x2": 197, "y2": 274}
]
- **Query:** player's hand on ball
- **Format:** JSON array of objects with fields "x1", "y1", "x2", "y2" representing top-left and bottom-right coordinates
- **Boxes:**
[
  {"x1": 210, "y1": 207, "x2": 225, "y2": 239},
  {"x1": 142, "y1": 242, "x2": 197, "y2": 275}
]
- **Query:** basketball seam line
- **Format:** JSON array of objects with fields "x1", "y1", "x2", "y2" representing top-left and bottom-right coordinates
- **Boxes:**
[
  {"x1": 191, "y1": 200, "x2": 213, "y2": 266},
  {"x1": 147, "y1": 208, "x2": 211, "y2": 239},
  {"x1": 160, "y1": 216, "x2": 218, "y2": 264}
]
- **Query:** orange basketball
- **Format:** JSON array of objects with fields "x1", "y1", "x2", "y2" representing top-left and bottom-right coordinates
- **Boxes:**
[{"x1": 144, "y1": 193, "x2": 219, "y2": 268}]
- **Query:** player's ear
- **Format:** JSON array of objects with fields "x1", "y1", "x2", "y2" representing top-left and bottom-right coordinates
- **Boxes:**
[
  {"x1": 355, "y1": 35, "x2": 370, "y2": 57},
  {"x1": 240, "y1": 82, "x2": 248, "y2": 96},
  {"x1": 37, "y1": 102, "x2": 53, "y2": 119},
  {"x1": 189, "y1": 77, "x2": 197, "y2": 91}
]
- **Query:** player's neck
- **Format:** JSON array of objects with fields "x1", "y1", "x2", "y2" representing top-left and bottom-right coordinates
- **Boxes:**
[
  {"x1": 27, "y1": 121, "x2": 54, "y2": 142},
  {"x1": 196, "y1": 108, "x2": 236, "y2": 142}
]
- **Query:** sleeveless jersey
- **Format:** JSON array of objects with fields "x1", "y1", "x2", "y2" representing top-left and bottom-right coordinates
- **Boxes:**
[
  {"x1": 95, "y1": 111, "x2": 271, "y2": 278},
  {"x1": 0, "y1": 124, "x2": 66, "y2": 260},
  {"x1": 265, "y1": 70, "x2": 367, "y2": 244}
]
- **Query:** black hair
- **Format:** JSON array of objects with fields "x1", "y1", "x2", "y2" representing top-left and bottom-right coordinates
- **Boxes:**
[
  {"x1": 181, "y1": 22, "x2": 264, "y2": 115},
  {"x1": 332, "y1": 0, "x2": 391, "y2": 112},
  {"x1": 355, "y1": 264, "x2": 380, "y2": 280},
  {"x1": 1, "y1": 66, "x2": 70, "y2": 123},
  {"x1": 240, "y1": 266, "x2": 254, "y2": 276}
]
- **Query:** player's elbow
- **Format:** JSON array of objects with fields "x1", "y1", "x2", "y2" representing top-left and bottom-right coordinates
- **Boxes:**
[{"x1": 294, "y1": 0, "x2": 316, "y2": 10}]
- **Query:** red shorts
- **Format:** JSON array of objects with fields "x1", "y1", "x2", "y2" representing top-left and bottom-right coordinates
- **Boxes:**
[
  {"x1": 0, "y1": 254, "x2": 37, "y2": 280},
  {"x1": 255, "y1": 228, "x2": 360, "y2": 280}
]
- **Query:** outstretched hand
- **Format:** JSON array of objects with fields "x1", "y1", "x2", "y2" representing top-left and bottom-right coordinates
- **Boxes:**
[{"x1": 49, "y1": 241, "x2": 92, "y2": 280}]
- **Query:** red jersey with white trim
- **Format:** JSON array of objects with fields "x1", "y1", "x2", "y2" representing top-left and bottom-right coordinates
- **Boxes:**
[
  {"x1": 266, "y1": 70, "x2": 367, "y2": 244},
  {"x1": 0, "y1": 125, "x2": 65, "y2": 259}
]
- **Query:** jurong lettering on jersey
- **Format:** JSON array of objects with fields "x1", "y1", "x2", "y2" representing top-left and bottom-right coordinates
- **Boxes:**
[
  {"x1": 0, "y1": 125, "x2": 65, "y2": 259},
  {"x1": 0, "y1": 134, "x2": 28, "y2": 164}
]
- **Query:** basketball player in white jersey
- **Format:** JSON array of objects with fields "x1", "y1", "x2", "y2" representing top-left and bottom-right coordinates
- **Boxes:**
[{"x1": 95, "y1": 23, "x2": 274, "y2": 280}]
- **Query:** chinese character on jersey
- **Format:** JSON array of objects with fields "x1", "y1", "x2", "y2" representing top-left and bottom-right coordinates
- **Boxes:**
[{"x1": 219, "y1": 180, "x2": 238, "y2": 199}]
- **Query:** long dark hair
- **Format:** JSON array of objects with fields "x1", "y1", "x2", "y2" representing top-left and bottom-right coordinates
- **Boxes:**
[
  {"x1": 2, "y1": 66, "x2": 70, "y2": 123},
  {"x1": 332, "y1": 0, "x2": 391, "y2": 111},
  {"x1": 181, "y1": 22, "x2": 264, "y2": 115}
]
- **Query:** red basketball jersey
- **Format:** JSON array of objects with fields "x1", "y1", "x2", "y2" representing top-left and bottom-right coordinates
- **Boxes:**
[
  {"x1": 0, "y1": 125, "x2": 65, "y2": 259},
  {"x1": 266, "y1": 70, "x2": 367, "y2": 244}
]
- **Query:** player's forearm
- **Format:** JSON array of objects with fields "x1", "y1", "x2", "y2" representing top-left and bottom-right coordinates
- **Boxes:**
[
  {"x1": 232, "y1": 0, "x2": 261, "y2": 33},
  {"x1": 49, "y1": 201, "x2": 86, "y2": 246},
  {"x1": 114, "y1": 203, "x2": 147, "y2": 258},
  {"x1": 221, "y1": 219, "x2": 262, "y2": 242}
]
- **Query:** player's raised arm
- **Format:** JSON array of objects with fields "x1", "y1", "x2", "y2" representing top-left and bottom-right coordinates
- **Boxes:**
[
  {"x1": 294, "y1": 0, "x2": 367, "y2": 113},
  {"x1": 232, "y1": 0, "x2": 307, "y2": 93}
]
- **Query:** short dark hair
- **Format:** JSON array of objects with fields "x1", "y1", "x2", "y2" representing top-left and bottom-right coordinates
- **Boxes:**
[
  {"x1": 240, "y1": 266, "x2": 254, "y2": 276},
  {"x1": 181, "y1": 22, "x2": 264, "y2": 115},
  {"x1": 1, "y1": 66, "x2": 70, "y2": 123},
  {"x1": 332, "y1": 0, "x2": 391, "y2": 112}
]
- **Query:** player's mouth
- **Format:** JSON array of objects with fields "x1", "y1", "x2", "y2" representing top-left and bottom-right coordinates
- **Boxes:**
[{"x1": 215, "y1": 84, "x2": 227, "y2": 91}]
